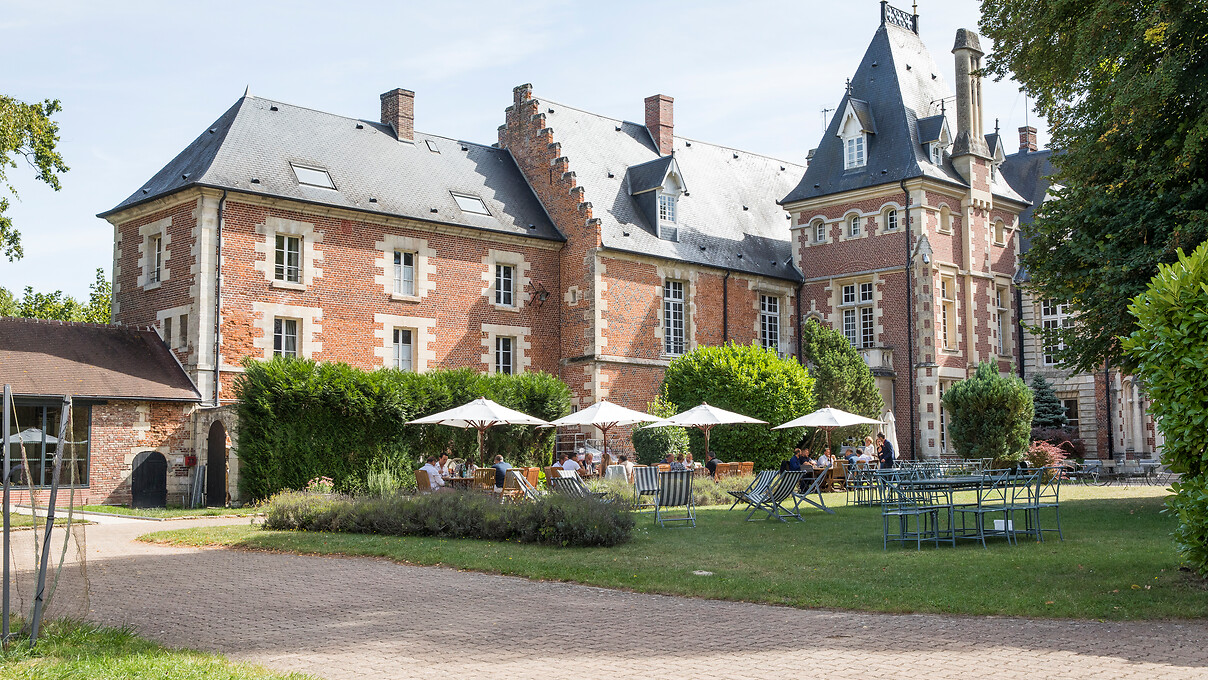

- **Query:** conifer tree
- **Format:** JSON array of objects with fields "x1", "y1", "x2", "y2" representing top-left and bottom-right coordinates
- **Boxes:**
[{"x1": 1029, "y1": 374, "x2": 1068, "y2": 429}]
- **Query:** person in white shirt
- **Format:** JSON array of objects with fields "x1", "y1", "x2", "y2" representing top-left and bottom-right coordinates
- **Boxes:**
[
  {"x1": 561, "y1": 454, "x2": 582, "y2": 474},
  {"x1": 420, "y1": 456, "x2": 446, "y2": 491},
  {"x1": 857, "y1": 436, "x2": 877, "y2": 464},
  {"x1": 436, "y1": 453, "x2": 452, "y2": 478},
  {"x1": 617, "y1": 454, "x2": 635, "y2": 483},
  {"x1": 816, "y1": 448, "x2": 833, "y2": 469}
]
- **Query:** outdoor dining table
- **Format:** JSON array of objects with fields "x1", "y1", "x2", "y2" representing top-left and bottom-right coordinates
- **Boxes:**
[
  {"x1": 892, "y1": 475, "x2": 992, "y2": 491},
  {"x1": 444, "y1": 476, "x2": 475, "y2": 488}
]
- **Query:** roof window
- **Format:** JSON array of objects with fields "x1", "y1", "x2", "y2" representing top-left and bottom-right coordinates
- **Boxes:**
[
  {"x1": 290, "y1": 164, "x2": 336, "y2": 190},
  {"x1": 452, "y1": 193, "x2": 490, "y2": 215},
  {"x1": 426, "y1": 140, "x2": 440, "y2": 153}
]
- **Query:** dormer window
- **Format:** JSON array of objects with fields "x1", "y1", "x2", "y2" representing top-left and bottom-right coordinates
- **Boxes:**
[
  {"x1": 845, "y1": 136, "x2": 866, "y2": 169},
  {"x1": 658, "y1": 193, "x2": 677, "y2": 224},
  {"x1": 837, "y1": 99, "x2": 875, "y2": 171},
  {"x1": 931, "y1": 143, "x2": 943, "y2": 166}
]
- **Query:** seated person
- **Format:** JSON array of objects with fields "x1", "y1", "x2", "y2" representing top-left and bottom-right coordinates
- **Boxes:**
[
  {"x1": 560, "y1": 452, "x2": 582, "y2": 474},
  {"x1": 669, "y1": 453, "x2": 687, "y2": 472},
  {"x1": 787, "y1": 441, "x2": 812, "y2": 471},
  {"x1": 856, "y1": 438, "x2": 876, "y2": 465},
  {"x1": 436, "y1": 453, "x2": 452, "y2": 478},
  {"x1": 816, "y1": 447, "x2": 833, "y2": 469},
  {"x1": 705, "y1": 451, "x2": 723, "y2": 477},
  {"x1": 617, "y1": 454, "x2": 635, "y2": 482},
  {"x1": 491, "y1": 454, "x2": 511, "y2": 491},
  {"x1": 420, "y1": 456, "x2": 446, "y2": 491}
]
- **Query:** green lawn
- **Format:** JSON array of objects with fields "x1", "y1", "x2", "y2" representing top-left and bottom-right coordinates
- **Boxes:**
[
  {"x1": 76, "y1": 505, "x2": 262, "y2": 519},
  {"x1": 0, "y1": 618, "x2": 313, "y2": 679},
  {"x1": 141, "y1": 485, "x2": 1208, "y2": 621},
  {"x1": 8, "y1": 514, "x2": 88, "y2": 528}
]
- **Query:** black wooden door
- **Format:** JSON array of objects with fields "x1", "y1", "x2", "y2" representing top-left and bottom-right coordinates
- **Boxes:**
[
  {"x1": 131, "y1": 451, "x2": 167, "y2": 509},
  {"x1": 206, "y1": 420, "x2": 227, "y2": 507}
]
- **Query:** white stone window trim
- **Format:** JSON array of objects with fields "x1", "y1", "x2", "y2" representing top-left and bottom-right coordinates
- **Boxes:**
[
  {"x1": 481, "y1": 323, "x2": 532, "y2": 374},
  {"x1": 253, "y1": 215, "x2": 323, "y2": 289},
  {"x1": 993, "y1": 218, "x2": 1007, "y2": 246},
  {"x1": 882, "y1": 202, "x2": 904, "y2": 232},
  {"x1": 481, "y1": 249, "x2": 530, "y2": 312},
  {"x1": 836, "y1": 277, "x2": 877, "y2": 349},
  {"x1": 375, "y1": 234, "x2": 435, "y2": 303},
  {"x1": 840, "y1": 212, "x2": 870, "y2": 242},
  {"x1": 251, "y1": 302, "x2": 322, "y2": 359},
  {"x1": 938, "y1": 272, "x2": 959, "y2": 353},
  {"x1": 655, "y1": 265, "x2": 698, "y2": 357},
  {"x1": 937, "y1": 204, "x2": 954, "y2": 234},
  {"x1": 374, "y1": 314, "x2": 436, "y2": 371},
  {"x1": 156, "y1": 304, "x2": 193, "y2": 351},
  {"x1": 138, "y1": 217, "x2": 172, "y2": 290}
]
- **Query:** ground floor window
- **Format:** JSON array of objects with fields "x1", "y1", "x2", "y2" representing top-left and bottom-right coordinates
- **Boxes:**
[
  {"x1": 1063, "y1": 397, "x2": 1080, "y2": 434},
  {"x1": 6, "y1": 402, "x2": 90, "y2": 487}
]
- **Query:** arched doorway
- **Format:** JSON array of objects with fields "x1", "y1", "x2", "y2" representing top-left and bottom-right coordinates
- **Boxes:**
[
  {"x1": 206, "y1": 420, "x2": 227, "y2": 507},
  {"x1": 131, "y1": 451, "x2": 167, "y2": 508}
]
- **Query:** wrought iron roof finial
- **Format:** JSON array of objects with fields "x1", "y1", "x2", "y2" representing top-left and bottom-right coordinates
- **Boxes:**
[{"x1": 845, "y1": 78, "x2": 853, "y2": 97}]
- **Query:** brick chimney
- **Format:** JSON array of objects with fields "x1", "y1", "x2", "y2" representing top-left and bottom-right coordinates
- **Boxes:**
[
  {"x1": 1018, "y1": 125, "x2": 1038, "y2": 153},
  {"x1": 644, "y1": 94, "x2": 674, "y2": 156},
  {"x1": 380, "y1": 88, "x2": 415, "y2": 142}
]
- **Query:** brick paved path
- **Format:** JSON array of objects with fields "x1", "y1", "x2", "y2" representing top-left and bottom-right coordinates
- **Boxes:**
[{"x1": 14, "y1": 518, "x2": 1208, "y2": 679}]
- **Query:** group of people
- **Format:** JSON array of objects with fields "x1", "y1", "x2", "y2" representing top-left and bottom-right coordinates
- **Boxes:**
[
  {"x1": 786, "y1": 432, "x2": 896, "y2": 473},
  {"x1": 419, "y1": 452, "x2": 517, "y2": 492}
]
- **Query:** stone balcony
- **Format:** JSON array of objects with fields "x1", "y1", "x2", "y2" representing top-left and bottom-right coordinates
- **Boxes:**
[{"x1": 858, "y1": 346, "x2": 896, "y2": 377}]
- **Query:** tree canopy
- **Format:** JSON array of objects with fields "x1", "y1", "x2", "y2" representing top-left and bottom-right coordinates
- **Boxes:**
[
  {"x1": 800, "y1": 319, "x2": 885, "y2": 446},
  {"x1": 980, "y1": 1, "x2": 1208, "y2": 372},
  {"x1": 942, "y1": 362, "x2": 1034, "y2": 465},
  {"x1": 0, "y1": 268, "x2": 110, "y2": 323},
  {"x1": 0, "y1": 95, "x2": 69, "y2": 261}
]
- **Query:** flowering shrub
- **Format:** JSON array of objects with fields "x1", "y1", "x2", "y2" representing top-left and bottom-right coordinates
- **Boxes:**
[{"x1": 306, "y1": 476, "x2": 335, "y2": 494}]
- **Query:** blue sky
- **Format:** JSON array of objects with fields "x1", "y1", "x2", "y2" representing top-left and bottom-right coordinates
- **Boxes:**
[{"x1": 1, "y1": 0, "x2": 1046, "y2": 299}]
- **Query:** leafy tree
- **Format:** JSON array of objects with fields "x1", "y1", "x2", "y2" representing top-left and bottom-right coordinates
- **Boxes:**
[
  {"x1": 980, "y1": 1, "x2": 1208, "y2": 372},
  {"x1": 661, "y1": 342, "x2": 813, "y2": 471},
  {"x1": 631, "y1": 389, "x2": 689, "y2": 466},
  {"x1": 1, "y1": 95, "x2": 69, "y2": 261},
  {"x1": 800, "y1": 319, "x2": 885, "y2": 446},
  {"x1": 941, "y1": 362, "x2": 1034, "y2": 466},
  {"x1": 1029, "y1": 374, "x2": 1068, "y2": 429},
  {"x1": 1124, "y1": 241, "x2": 1208, "y2": 575},
  {"x1": 0, "y1": 269, "x2": 110, "y2": 322}
]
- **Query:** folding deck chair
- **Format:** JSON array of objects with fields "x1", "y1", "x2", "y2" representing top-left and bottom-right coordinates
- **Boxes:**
[
  {"x1": 727, "y1": 469, "x2": 777, "y2": 511},
  {"x1": 792, "y1": 468, "x2": 836, "y2": 515},
  {"x1": 746, "y1": 470, "x2": 807, "y2": 522},
  {"x1": 633, "y1": 466, "x2": 659, "y2": 511},
  {"x1": 655, "y1": 470, "x2": 696, "y2": 527},
  {"x1": 551, "y1": 475, "x2": 607, "y2": 501}
]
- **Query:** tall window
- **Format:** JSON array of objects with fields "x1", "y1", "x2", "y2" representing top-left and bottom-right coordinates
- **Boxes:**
[
  {"x1": 940, "y1": 276, "x2": 955, "y2": 350},
  {"x1": 663, "y1": 279, "x2": 686, "y2": 355},
  {"x1": 658, "y1": 193, "x2": 677, "y2": 223},
  {"x1": 394, "y1": 251, "x2": 416, "y2": 296},
  {"x1": 1041, "y1": 300, "x2": 1070, "y2": 366},
  {"x1": 150, "y1": 235, "x2": 163, "y2": 283},
  {"x1": 939, "y1": 205, "x2": 952, "y2": 232},
  {"x1": 178, "y1": 314, "x2": 188, "y2": 349},
  {"x1": 840, "y1": 282, "x2": 874, "y2": 348},
  {"x1": 393, "y1": 328, "x2": 413, "y2": 371},
  {"x1": 9, "y1": 403, "x2": 90, "y2": 487},
  {"x1": 848, "y1": 215, "x2": 861, "y2": 237},
  {"x1": 273, "y1": 318, "x2": 298, "y2": 358},
  {"x1": 996, "y1": 286, "x2": 1008, "y2": 354},
  {"x1": 814, "y1": 220, "x2": 826, "y2": 243},
  {"x1": 931, "y1": 143, "x2": 943, "y2": 165},
  {"x1": 1063, "y1": 398, "x2": 1080, "y2": 433},
  {"x1": 886, "y1": 209, "x2": 898, "y2": 231},
  {"x1": 495, "y1": 336, "x2": 514, "y2": 375},
  {"x1": 938, "y1": 382, "x2": 948, "y2": 454},
  {"x1": 994, "y1": 220, "x2": 1005, "y2": 245},
  {"x1": 495, "y1": 264, "x2": 514, "y2": 306},
  {"x1": 760, "y1": 295, "x2": 780, "y2": 351},
  {"x1": 162, "y1": 317, "x2": 173, "y2": 347},
  {"x1": 275, "y1": 235, "x2": 301, "y2": 283},
  {"x1": 844, "y1": 134, "x2": 866, "y2": 169}
]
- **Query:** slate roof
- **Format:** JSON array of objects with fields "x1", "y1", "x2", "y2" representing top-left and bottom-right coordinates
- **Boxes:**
[
  {"x1": 0, "y1": 318, "x2": 201, "y2": 402},
  {"x1": 535, "y1": 98, "x2": 805, "y2": 282},
  {"x1": 100, "y1": 95, "x2": 562, "y2": 242},
  {"x1": 626, "y1": 156, "x2": 677, "y2": 195},
  {"x1": 781, "y1": 22, "x2": 1026, "y2": 206},
  {"x1": 916, "y1": 115, "x2": 947, "y2": 144},
  {"x1": 1000, "y1": 148, "x2": 1057, "y2": 255}
]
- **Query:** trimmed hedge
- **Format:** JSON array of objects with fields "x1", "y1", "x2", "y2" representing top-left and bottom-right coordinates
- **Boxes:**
[
  {"x1": 942, "y1": 362, "x2": 1034, "y2": 466},
  {"x1": 234, "y1": 358, "x2": 570, "y2": 500},
  {"x1": 661, "y1": 342, "x2": 814, "y2": 471},
  {"x1": 631, "y1": 390, "x2": 689, "y2": 465},
  {"x1": 261, "y1": 490, "x2": 634, "y2": 547}
]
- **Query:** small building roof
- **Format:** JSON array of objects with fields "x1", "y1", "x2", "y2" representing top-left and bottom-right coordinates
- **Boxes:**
[
  {"x1": 0, "y1": 318, "x2": 202, "y2": 402},
  {"x1": 99, "y1": 94, "x2": 562, "y2": 243}
]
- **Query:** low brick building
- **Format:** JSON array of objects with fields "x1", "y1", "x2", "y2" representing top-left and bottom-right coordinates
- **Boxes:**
[{"x1": 0, "y1": 318, "x2": 202, "y2": 506}]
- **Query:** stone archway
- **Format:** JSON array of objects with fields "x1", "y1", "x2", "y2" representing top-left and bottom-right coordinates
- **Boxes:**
[{"x1": 206, "y1": 420, "x2": 227, "y2": 507}]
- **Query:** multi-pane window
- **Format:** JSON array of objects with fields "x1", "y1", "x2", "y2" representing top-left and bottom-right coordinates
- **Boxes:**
[
  {"x1": 9, "y1": 403, "x2": 90, "y2": 487},
  {"x1": 886, "y1": 209, "x2": 898, "y2": 231},
  {"x1": 938, "y1": 382, "x2": 948, "y2": 454},
  {"x1": 814, "y1": 220, "x2": 826, "y2": 243},
  {"x1": 1063, "y1": 398, "x2": 1080, "y2": 433},
  {"x1": 940, "y1": 276, "x2": 955, "y2": 350},
  {"x1": 996, "y1": 287, "x2": 1008, "y2": 355},
  {"x1": 658, "y1": 193, "x2": 677, "y2": 223},
  {"x1": 840, "y1": 282, "x2": 874, "y2": 348},
  {"x1": 150, "y1": 235, "x2": 163, "y2": 283},
  {"x1": 394, "y1": 251, "x2": 416, "y2": 296},
  {"x1": 393, "y1": 328, "x2": 413, "y2": 371},
  {"x1": 663, "y1": 279, "x2": 686, "y2": 355},
  {"x1": 1041, "y1": 300, "x2": 1070, "y2": 366},
  {"x1": 274, "y1": 235, "x2": 301, "y2": 283},
  {"x1": 273, "y1": 318, "x2": 298, "y2": 358},
  {"x1": 849, "y1": 215, "x2": 861, "y2": 237},
  {"x1": 845, "y1": 135, "x2": 865, "y2": 169},
  {"x1": 760, "y1": 295, "x2": 780, "y2": 351},
  {"x1": 495, "y1": 336, "x2": 514, "y2": 375},
  {"x1": 163, "y1": 317, "x2": 173, "y2": 347},
  {"x1": 495, "y1": 264, "x2": 514, "y2": 307},
  {"x1": 931, "y1": 144, "x2": 943, "y2": 166}
]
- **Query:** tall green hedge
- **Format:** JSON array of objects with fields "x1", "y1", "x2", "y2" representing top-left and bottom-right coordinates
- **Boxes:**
[
  {"x1": 941, "y1": 362, "x2": 1034, "y2": 465},
  {"x1": 1124, "y1": 242, "x2": 1208, "y2": 576},
  {"x1": 661, "y1": 342, "x2": 814, "y2": 471},
  {"x1": 234, "y1": 358, "x2": 571, "y2": 500}
]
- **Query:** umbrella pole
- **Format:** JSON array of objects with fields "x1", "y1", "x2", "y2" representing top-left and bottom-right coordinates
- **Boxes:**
[
  {"x1": 477, "y1": 427, "x2": 486, "y2": 468},
  {"x1": 703, "y1": 425, "x2": 712, "y2": 460},
  {"x1": 598, "y1": 424, "x2": 609, "y2": 466}
]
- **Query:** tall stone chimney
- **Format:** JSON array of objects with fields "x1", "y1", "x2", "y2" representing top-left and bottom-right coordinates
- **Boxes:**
[
  {"x1": 1019, "y1": 126, "x2": 1038, "y2": 153},
  {"x1": 380, "y1": 88, "x2": 415, "y2": 143},
  {"x1": 950, "y1": 29, "x2": 988, "y2": 159},
  {"x1": 645, "y1": 94, "x2": 674, "y2": 156}
]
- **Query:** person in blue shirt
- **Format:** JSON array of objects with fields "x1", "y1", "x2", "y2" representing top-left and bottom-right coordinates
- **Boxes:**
[
  {"x1": 786, "y1": 440, "x2": 812, "y2": 471},
  {"x1": 877, "y1": 432, "x2": 896, "y2": 469},
  {"x1": 491, "y1": 454, "x2": 512, "y2": 490}
]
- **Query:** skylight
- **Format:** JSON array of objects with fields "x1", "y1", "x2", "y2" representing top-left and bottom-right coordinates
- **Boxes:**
[
  {"x1": 452, "y1": 193, "x2": 490, "y2": 215},
  {"x1": 426, "y1": 140, "x2": 440, "y2": 153},
  {"x1": 290, "y1": 164, "x2": 336, "y2": 190}
]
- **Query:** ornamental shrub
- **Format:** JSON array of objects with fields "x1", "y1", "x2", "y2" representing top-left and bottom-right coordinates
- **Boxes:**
[
  {"x1": 941, "y1": 362, "x2": 1034, "y2": 465},
  {"x1": 661, "y1": 342, "x2": 814, "y2": 471},
  {"x1": 631, "y1": 390, "x2": 689, "y2": 465},
  {"x1": 800, "y1": 319, "x2": 885, "y2": 445},
  {"x1": 261, "y1": 490, "x2": 634, "y2": 548},
  {"x1": 234, "y1": 358, "x2": 571, "y2": 500},
  {"x1": 1123, "y1": 241, "x2": 1208, "y2": 575},
  {"x1": 1029, "y1": 374, "x2": 1068, "y2": 428}
]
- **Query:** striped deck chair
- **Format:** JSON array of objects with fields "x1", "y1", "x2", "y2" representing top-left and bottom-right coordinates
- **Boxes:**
[
  {"x1": 633, "y1": 466, "x2": 659, "y2": 511},
  {"x1": 746, "y1": 470, "x2": 808, "y2": 522},
  {"x1": 501, "y1": 469, "x2": 541, "y2": 503},
  {"x1": 791, "y1": 468, "x2": 837, "y2": 515},
  {"x1": 727, "y1": 469, "x2": 777, "y2": 511},
  {"x1": 551, "y1": 475, "x2": 607, "y2": 501},
  {"x1": 655, "y1": 470, "x2": 695, "y2": 527}
]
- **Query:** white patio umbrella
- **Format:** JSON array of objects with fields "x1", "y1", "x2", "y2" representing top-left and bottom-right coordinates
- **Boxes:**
[
  {"x1": 880, "y1": 411, "x2": 900, "y2": 461},
  {"x1": 13, "y1": 428, "x2": 59, "y2": 444},
  {"x1": 644, "y1": 402, "x2": 767, "y2": 460},
  {"x1": 772, "y1": 406, "x2": 883, "y2": 453},
  {"x1": 548, "y1": 399, "x2": 659, "y2": 461},
  {"x1": 407, "y1": 398, "x2": 550, "y2": 465}
]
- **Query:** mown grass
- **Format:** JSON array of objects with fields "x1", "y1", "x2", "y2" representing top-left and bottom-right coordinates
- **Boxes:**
[
  {"x1": 142, "y1": 484, "x2": 1208, "y2": 621},
  {"x1": 76, "y1": 505, "x2": 261, "y2": 519},
  {"x1": 7, "y1": 514, "x2": 87, "y2": 529},
  {"x1": 0, "y1": 618, "x2": 313, "y2": 679}
]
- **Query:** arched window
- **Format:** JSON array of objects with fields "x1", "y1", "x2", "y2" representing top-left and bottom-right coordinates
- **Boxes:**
[
  {"x1": 939, "y1": 205, "x2": 951, "y2": 233},
  {"x1": 993, "y1": 219, "x2": 1005, "y2": 245},
  {"x1": 886, "y1": 208, "x2": 898, "y2": 231},
  {"x1": 849, "y1": 214, "x2": 861, "y2": 237},
  {"x1": 813, "y1": 219, "x2": 826, "y2": 243}
]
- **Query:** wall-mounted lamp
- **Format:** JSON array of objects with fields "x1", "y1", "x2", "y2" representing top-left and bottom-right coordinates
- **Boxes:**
[
  {"x1": 528, "y1": 280, "x2": 551, "y2": 307},
  {"x1": 922, "y1": 254, "x2": 931, "y2": 264}
]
